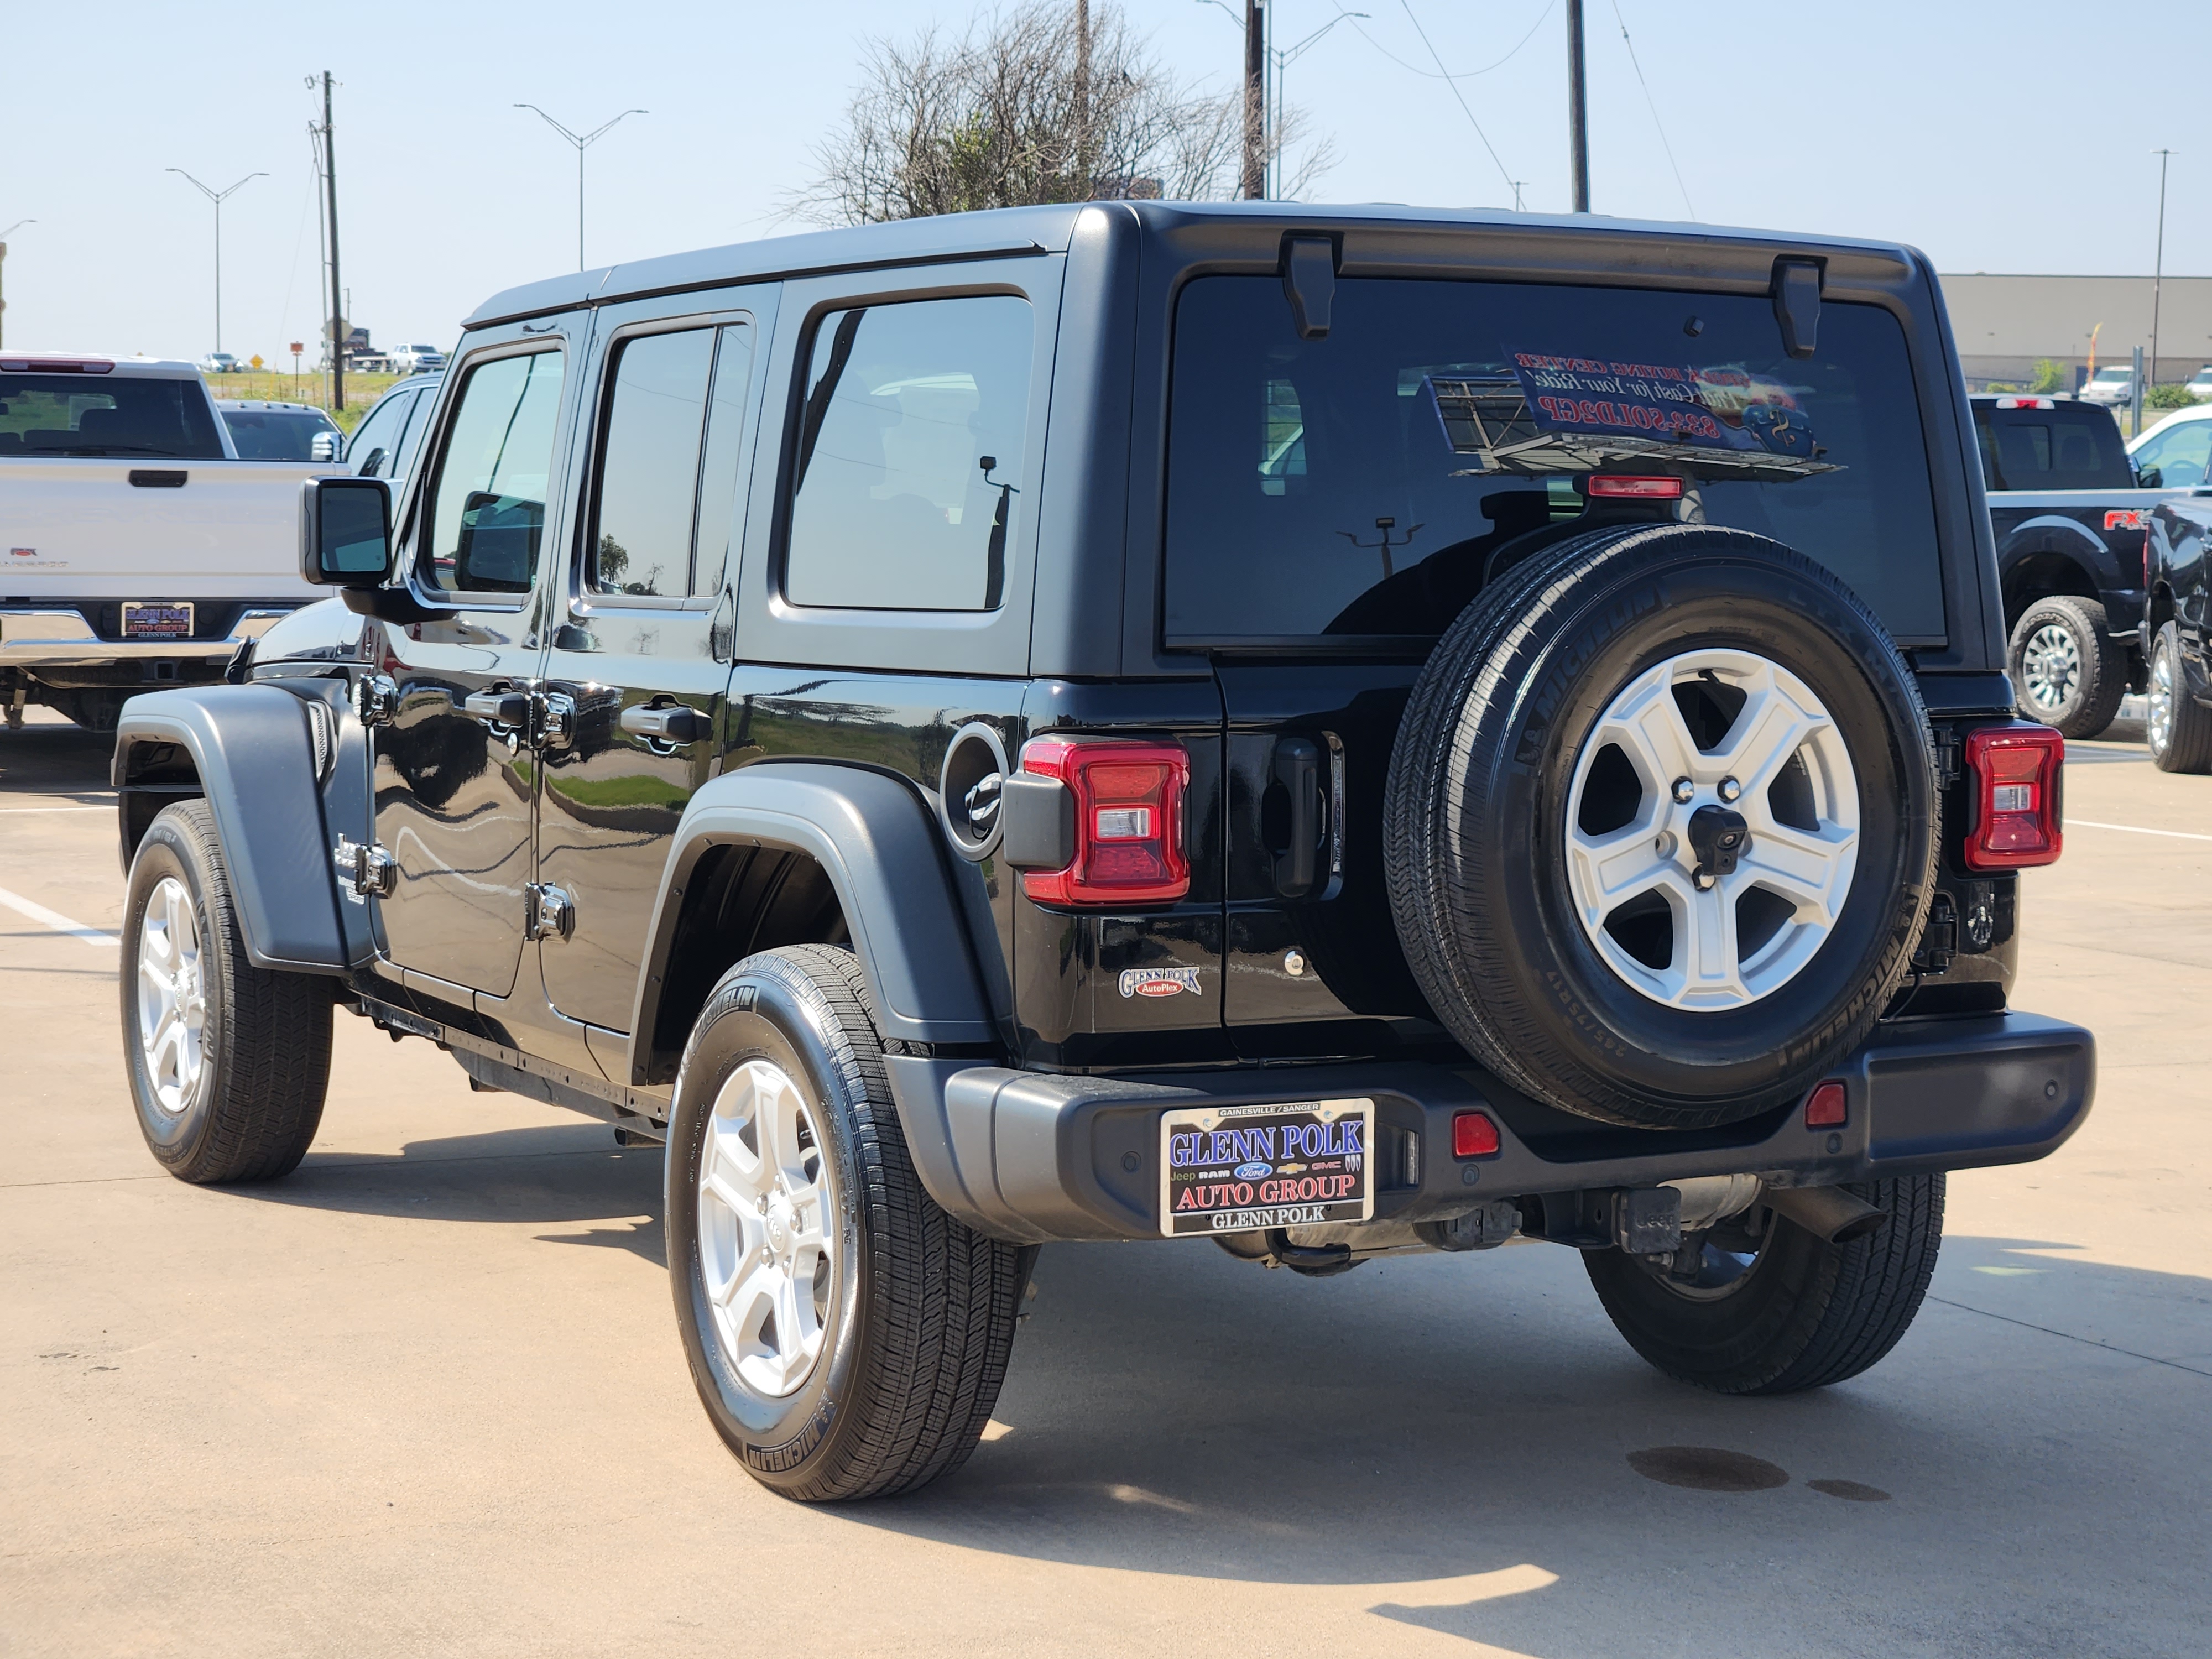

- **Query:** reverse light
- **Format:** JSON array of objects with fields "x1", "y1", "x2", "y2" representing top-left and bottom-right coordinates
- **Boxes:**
[
  {"x1": 1017, "y1": 737, "x2": 1191, "y2": 906},
  {"x1": 1585, "y1": 473, "x2": 1685, "y2": 500},
  {"x1": 1452, "y1": 1111, "x2": 1501, "y2": 1159},
  {"x1": 1962, "y1": 723, "x2": 2065, "y2": 870}
]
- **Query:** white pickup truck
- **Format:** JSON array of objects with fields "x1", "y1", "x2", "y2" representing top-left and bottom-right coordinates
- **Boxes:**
[{"x1": 1, "y1": 354, "x2": 337, "y2": 733}]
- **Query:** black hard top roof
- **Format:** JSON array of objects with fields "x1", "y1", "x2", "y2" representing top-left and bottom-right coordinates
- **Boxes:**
[{"x1": 461, "y1": 200, "x2": 1929, "y2": 330}]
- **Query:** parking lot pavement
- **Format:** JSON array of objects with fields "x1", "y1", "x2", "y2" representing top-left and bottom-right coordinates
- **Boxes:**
[{"x1": 2, "y1": 706, "x2": 2206, "y2": 1659}]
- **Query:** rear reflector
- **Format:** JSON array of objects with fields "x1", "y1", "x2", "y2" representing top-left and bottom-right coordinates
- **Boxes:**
[
  {"x1": 1804, "y1": 1081, "x2": 1847, "y2": 1128},
  {"x1": 1962, "y1": 723, "x2": 2065, "y2": 870},
  {"x1": 1017, "y1": 738, "x2": 1191, "y2": 906},
  {"x1": 1585, "y1": 473, "x2": 1685, "y2": 500},
  {"x1": 1452, "y1": 1111, "x2": 1501, "y2": 1159}
]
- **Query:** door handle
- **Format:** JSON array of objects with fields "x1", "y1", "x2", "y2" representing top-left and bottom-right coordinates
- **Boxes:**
[
  {"x1": 619, "y1": 703, "x2": 708, "y2": 743},
  {"x1": 1270, "y1": 738, "x2": 1322, "y2": 899},
  {"x1": 463, "y1": 690, "x2": 530, "y2": 726}
]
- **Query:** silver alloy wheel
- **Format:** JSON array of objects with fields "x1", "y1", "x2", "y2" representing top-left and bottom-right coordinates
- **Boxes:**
[
  {"x1": 2150, "y1": 641, "x2": 2176, "y2": 754},
  {"x1": 696, "y1": 1059, "x2": 836, "y2": 1399},
  {"x1": 2020, "y1": 622, "x2": 2083, "y2": 714},
  {"x1": 135, "y1": 875, "x2": 208, "y2": 1114},
  {"x1": 1564, "y1": 647, "x2": 1861, "y2": 1011}
]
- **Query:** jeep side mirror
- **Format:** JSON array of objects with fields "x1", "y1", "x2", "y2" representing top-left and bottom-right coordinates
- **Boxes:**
[
  {"x1": 310, "y1": 430, "x2": 340, "y2": 463},
  {"x1": 300, "y1": 475, "x2": 394, "y2": 588}
]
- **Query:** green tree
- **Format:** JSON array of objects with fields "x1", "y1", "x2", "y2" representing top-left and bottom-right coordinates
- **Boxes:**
[
  {"x1": 2146, "y1": 383, "x2": 2196, "y2": 413},
  {"x1": 2030, "y1": 358, "x2": 2068, "y2": 394}
]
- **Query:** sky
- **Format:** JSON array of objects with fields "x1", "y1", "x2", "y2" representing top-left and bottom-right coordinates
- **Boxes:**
[{"x1": 2, "y1": 0, "x2": 2205, "y2": 362}]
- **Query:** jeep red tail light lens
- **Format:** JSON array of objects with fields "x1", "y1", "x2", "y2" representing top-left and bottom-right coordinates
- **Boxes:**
[
  {"x1": 1018, "y1": 738, "x2": 1191, "y2": 906},
  {"x1": 1585, "y1": 473, "x2": 1684, "y2": 500},
  {"x1": 1452, "y1": 1110, "x2": 1501, "y2": 1159},
  {"x1": 1962, "y1": 723, "x2": 2064, "y2": 870}
]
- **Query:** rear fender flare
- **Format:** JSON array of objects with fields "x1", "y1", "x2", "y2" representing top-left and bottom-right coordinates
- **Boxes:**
[
  {"x1": 111, "y1": 685, "x2": 347, "y2": 972},
  {"x1": 629, "y1": 763, "x2": 998, "y2": 1081}
]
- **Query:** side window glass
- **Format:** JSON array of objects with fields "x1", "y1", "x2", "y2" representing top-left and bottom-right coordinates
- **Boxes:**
[
  {"x1": 784, "y1": 295, "x2": 1032, "y2": 612},
  {"x1": 423, "y1": 351, "x2": 565, "y2": 596},
  {"x1": 690, "y1": 324, "x2": 755, "y2": 597},
  {"x1": 590, "y1": 329, "x2": 716, "y2": 597},
  {"x1": 392, "y1": 389, "x2": 432, "y2": 479},
  {"x1": 344, "y1": 392, "x2": 409, "y2": 477}
]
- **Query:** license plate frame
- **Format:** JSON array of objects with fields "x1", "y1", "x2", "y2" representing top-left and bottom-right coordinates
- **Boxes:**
[
  {"x1": 1159, "y1": 1098, "x2": 1375, "y2": 1238},
  {"x1": 121, "y1": 602, "x2": 193, "y2": 639}
]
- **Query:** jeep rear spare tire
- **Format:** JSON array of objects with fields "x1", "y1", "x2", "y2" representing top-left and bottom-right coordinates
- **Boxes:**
[{"x1": 1385, "y1": 524, "x2": 1938, "y2": 1130}]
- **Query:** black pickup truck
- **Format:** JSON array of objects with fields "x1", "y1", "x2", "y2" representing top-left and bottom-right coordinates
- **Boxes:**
[
  {"x1": 2140, "y1": 486, "x2": 2212, "y2": 769},
  {"x1": 1973, "y1": 394, "x2": 2172, "y2": 737},
  {"x1": 108, "y1": 204, "x2": 2091, "y2": 1502}
]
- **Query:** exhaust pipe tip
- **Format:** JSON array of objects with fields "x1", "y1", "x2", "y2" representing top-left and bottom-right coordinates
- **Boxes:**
[{"x1": 1761, "y1": 1183, "x2": 1888, "y2": 1245}]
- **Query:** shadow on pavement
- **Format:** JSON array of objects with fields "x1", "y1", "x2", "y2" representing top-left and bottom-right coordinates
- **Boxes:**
[
  {"x1": 221, "y1": 1125, "x2": 668, "y2": 1265},
  {"x1": 0, "y1": 714, "x2": 116, "y2": 799}
]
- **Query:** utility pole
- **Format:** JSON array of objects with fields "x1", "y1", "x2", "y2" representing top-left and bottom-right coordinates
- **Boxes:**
[
  {"x1": 2151, "y1": 148, "x2": 2174, "y2": 393},
  {"x1": 1566, "y1": 0, "x2": 1589, "y2": 212},
  {"x1": 166, "y1": 171, "x2": 265, "y2": 356},
  {"x1": 0, "y1": 220, "x2": 32, "y2": 351},
  {"x1": 316, "y1": 71, "x2": 346, "y2": 413},
  {"x1": 1075, "y1": 0, "x2": 1091, "y2": 193},
  {"x1": 1241, "y1": 0, "x2": 1266, "y2": 200},
  {"x1": 515, "y1": 105, "x2": 648, "y2": 272}
]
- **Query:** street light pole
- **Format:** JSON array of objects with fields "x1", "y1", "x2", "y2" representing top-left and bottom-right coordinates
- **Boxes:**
[
  {"x1": 166, "y1": 170, "x2": 266, "y2": 357},
  {"x1": 2151, "y1": 148, "x2": 2174, "y2": 393},
  {"x1": 0, "y1": 220, "x2": 33, "y2": 352},
  {"x1": 514, "y1": 105, "x2": 647, "y2": 272},
  {"x1": 1566, "y1": 0, "x2": 1590, "y2": 212}
]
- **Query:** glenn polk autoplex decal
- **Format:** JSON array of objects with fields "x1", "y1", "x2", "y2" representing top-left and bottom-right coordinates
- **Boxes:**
[{"x1": 1119, "y1": 966, "x2": 1203, "y2": 999}]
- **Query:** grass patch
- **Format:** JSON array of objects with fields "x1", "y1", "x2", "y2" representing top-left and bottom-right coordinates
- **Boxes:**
[
  {"x1": 199, "y1": 369, "x2": 409, "y2": 432},
  {"x1": 547, "y1": 773, "x2": 692, "y2": 810}
]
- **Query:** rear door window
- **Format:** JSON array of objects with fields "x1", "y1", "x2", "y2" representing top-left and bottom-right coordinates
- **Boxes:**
[
  {"x1": 781, "y1": 295, "x2": 1032, "y2": 612},
  {"x1": 1165, "y1": 278, "x2": 1947, "y2": 645},
  {"x1": 420, "y1": 349, "x2": 565, "y2": 596}
]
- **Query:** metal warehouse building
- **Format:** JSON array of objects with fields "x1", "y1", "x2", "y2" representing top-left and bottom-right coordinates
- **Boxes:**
[{"x1": 1940, "y1": 273, "x2": 2212, "y2": 390}]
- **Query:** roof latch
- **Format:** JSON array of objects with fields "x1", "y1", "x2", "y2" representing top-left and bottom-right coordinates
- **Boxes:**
[
  {"x1": 1771, "y1": 257, "x2": 1824, "y2": 359},
  {"x1": 1281, "y1": 236, "x2": 1337, "y2": 340}
]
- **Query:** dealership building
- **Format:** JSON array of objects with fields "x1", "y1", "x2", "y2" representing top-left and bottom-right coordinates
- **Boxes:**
[{"x1": 1939, "y1": 273, "x2": 2212, "y2": 390}]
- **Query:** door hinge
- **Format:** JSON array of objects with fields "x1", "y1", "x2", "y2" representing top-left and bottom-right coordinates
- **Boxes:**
[
  {"x1": 525, "y1": 881, "x2": 576, "y2": 942},
  {"x1": 535, "y1": 689, "x2": 577, "y2": 749},
  {"x1": 333, "y1": 836, "x2": 397, "y2": 900},
  {"x1": 353, "y1": 672, "x2": 398, "y2": 728}
]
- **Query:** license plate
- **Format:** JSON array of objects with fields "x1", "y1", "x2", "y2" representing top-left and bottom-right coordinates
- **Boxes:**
[
  {"x1": 121, "y1": 602, "x2": 192, "y2": 639},
  {"x1": 1159, "y1": 1098, "x2": 1374, "y2": 1238}
]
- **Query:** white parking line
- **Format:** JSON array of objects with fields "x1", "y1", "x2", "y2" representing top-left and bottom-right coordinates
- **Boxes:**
[
  {"x1": 0, "y1": 885, "x2": 119, "y2": 948},
  {"x1": 2070, "y1": 819, "x2": 2212, "y2": 844}
]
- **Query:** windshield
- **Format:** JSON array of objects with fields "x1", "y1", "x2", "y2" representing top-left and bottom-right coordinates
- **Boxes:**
[
  {"x1": 0, "y1": 373, "x2": 227, "y2": 458},
  {"x1": 221, "y1": 408, "x2": 337, "y2": 460},
  {"x1": 1165, "y1": 276, "x2": 1946, "y2": 646}
]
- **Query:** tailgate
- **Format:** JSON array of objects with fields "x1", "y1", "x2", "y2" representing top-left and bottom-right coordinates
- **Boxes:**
[{"x1": 1, "y1": 458, "x2": 329, "y2": 599}]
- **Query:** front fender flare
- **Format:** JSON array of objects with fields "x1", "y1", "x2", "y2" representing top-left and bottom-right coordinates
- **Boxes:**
[
  {"x1": 630, "y1": 763, "x2": 998, "y2": 1079},
  {"x1": 112, "y1": 685, "x2": 347, "y2": 973}
]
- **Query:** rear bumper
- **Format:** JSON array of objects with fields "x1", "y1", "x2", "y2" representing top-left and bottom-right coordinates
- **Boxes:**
[
  {"x1": 886, "y1": 1012, "x2": 2095, "y2": 1244},
  {"x1": 0, "y1": 606, "x2": 293, "y2": 667}
]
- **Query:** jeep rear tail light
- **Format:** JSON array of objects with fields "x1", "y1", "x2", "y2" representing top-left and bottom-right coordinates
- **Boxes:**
[
  {"x1": 1016, "y1": 738, "x2": 1191, "y2": 906},
  {"x1": 1962, "y1": 723, "x2": 2064, "y2": 870},
  {"x1": 1585, "y1": 474, "x2": 1684, "y2": 500}
]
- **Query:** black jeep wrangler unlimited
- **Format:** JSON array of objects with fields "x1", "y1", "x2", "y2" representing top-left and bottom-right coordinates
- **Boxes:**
[{"x1": 112, "y1": 204, "x2": 2093, "y2": 1502}]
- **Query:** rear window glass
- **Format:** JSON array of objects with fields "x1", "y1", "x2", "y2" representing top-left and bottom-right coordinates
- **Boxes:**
[
  {"x1": 222, "y1": 408, "x2": 337, "y2": 460},
  {"x1": 0, "y1": 373, "x2": 226, "y2": 459},
  {"x1": 1165, "y1": 278, "x2": 1946, "y2": 645},
  {"x1": 782, "y1": 295, "x2": 1031, "y2": 612},
  {"x1": 1973, "y1": 403, "x2": 2133, "y2": 492}
]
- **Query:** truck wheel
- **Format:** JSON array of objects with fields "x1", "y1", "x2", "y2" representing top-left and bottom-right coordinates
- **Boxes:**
[
  {"x1": 665, "y1": 944, "x2": 1030, "y2": 1501},
  {"x1": 1584, "y1": 1175, "x2": 1944, "y2": 1394},
  {"x1": 120, "y1": 800, "x2": 332, "y2": 1182},
  {"x1": 2008, "y1": 596, "x2": 2124, "y2": 739},
  {"x1": 1385, "y1": 524, "x2": 1938, "y2": 1131},
  {"x1": 2147, "y1": 622, "x2": 2212, "y2": 773}
]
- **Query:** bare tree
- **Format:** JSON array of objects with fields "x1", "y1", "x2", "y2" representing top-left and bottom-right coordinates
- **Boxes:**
[{"x1": 791, "y1": 1, "x2": 1331, "y2": 225}]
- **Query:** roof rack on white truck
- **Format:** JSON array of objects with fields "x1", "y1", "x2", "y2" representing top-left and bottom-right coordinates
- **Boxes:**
[{"x1": 0, "y1": 353, "x2": 342, "y2": 733}]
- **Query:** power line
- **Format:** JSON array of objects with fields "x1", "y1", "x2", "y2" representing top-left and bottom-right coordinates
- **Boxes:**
[
  {"x1": 1338, "y1": 2, "x2": 1555, "y2": 81},
  {"x1": 1395, "y1": 1, "x2": 1519, "y2": 199},
  {"x1": 1609, "y1": 0, "x2": 1695, "y2": 220}
]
